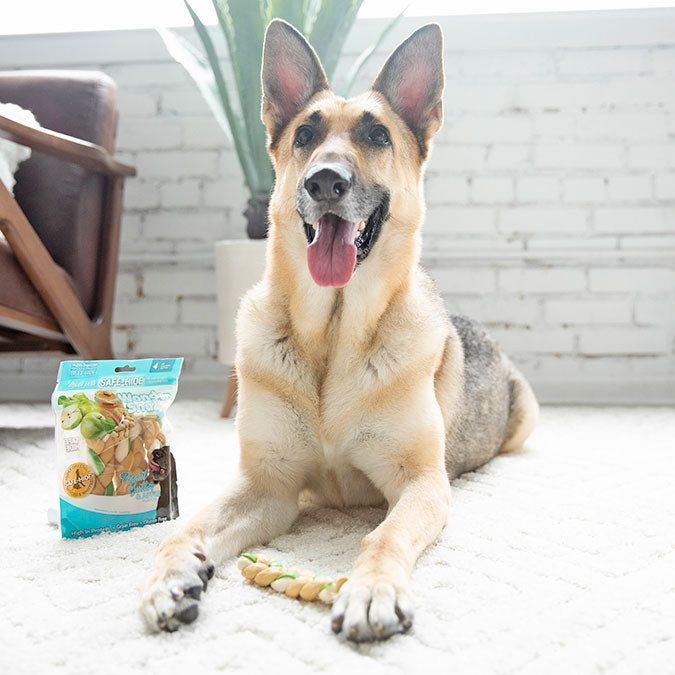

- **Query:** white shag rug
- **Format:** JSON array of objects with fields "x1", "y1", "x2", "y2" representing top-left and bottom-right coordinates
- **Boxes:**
[{"x1": 1, "y1": 401, "x2": 673, "y2": 675}]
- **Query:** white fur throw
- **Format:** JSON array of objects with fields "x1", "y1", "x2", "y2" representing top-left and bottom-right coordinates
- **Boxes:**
[{"x1": 0, "y1": 102, "x2": 39, "y2": 194}]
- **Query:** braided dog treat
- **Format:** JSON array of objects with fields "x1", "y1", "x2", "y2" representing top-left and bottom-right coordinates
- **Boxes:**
[
  {"x1": 237, "y1": 553, "x2": 347, "y2": 604},
  {"x1": 84, "y1": 394, "x2": 164, "y2": 496}
]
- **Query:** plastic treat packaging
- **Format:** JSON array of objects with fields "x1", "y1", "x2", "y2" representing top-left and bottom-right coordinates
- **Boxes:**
[{"x1": 52, "y1": 358, "x2": 183, "y2": 538}]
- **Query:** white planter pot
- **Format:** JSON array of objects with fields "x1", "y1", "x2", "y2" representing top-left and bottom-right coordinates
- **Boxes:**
[{"x1": 215, "y1": 239, "x2": 267, "y2": 366}]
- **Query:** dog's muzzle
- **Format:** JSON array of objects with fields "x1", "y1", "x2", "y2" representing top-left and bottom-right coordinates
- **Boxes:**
[{"x1": 297, "y1": 166, "x2": 390, "y2": 288}]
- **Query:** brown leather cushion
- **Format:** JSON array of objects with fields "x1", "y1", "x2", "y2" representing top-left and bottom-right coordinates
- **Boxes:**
[
  {"x1": 0, "y1": 71, "x2": 118, "y2": 318},
  {"x1": 0, "y1": 237, "x2": 57, "y2": 325}
]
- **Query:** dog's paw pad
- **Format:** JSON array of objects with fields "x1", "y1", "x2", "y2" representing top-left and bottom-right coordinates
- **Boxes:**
[
  {"x1": 331, "y1": 581, "x2": 413, "y2": 643},
  {"x1": 174, "y1": 597, "x2": 199, "y2": 624},
  {"x1": 140, "y1": 555, "x2": 216, "y2": 633}
]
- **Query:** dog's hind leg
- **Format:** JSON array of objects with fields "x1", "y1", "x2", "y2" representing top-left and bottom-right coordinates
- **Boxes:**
[{"x1": 500, "y1": 372, "x2": 539, "y2": 453}]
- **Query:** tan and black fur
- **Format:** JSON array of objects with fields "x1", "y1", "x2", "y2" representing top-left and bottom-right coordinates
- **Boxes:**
[{"x1": 140, "y1": 20, "x2": 538, "y2": 641}]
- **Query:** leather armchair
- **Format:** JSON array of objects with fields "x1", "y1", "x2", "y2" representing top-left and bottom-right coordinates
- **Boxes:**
[{"x1": 0, "y1": 70, "x2": 135, "y2": 358}]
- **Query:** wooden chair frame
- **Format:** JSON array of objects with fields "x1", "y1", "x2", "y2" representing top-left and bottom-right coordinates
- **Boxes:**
[{"x1": 0, "y1": 114, "x2": 135, "y2": 359}]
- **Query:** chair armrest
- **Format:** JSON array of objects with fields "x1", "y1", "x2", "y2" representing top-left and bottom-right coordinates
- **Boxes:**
[{"x1": 0, "y1": 114, "x2": 136, "y2": 177}]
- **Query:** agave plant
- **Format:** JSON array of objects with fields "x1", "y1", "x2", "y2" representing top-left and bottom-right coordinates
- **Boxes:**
[{"x1": 159, "y1": 0, "x2": 403, "y2": 237}]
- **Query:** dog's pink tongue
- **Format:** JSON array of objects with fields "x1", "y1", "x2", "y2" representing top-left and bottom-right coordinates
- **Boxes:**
[{"x1": 307, "y1": 214, "x2": 359, "y2": 287}]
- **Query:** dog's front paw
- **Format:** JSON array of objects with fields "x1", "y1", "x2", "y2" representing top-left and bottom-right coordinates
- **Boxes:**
[
  {"x1": 140, "y1": 550, "x2": 215, "y2": 632},
  {"x1": 331, "y1": 580, "x2": 414, "y2": 642}
]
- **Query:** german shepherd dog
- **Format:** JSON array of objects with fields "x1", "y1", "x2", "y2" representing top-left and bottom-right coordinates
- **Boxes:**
[{"x1": 141, "y1": 20, "x2": 538, "y2": 642}]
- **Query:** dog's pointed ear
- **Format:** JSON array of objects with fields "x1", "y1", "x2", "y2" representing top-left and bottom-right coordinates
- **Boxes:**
[
  {"x1": 372, "y1": 23, "x2": 444, "y2": 152},
  {"x1": 261, "y1": 19, "x2": 329, "y2": 140}
]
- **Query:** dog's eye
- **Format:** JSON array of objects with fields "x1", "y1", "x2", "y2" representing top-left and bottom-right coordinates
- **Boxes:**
[
  {"x1": 294, "y1": 126, "x2": 314, "y2": 148},
  {"x1": 368, "y1": 125, "x2": 391, "y2": 146}
]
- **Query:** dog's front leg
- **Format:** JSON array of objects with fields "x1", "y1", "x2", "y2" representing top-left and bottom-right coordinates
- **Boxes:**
[
  {"x1": 333, "y1": 430, "x2": 451, "y2": 642},
  {"x1": 140, "y1": 468, "x2": 300, "y2": 632}
]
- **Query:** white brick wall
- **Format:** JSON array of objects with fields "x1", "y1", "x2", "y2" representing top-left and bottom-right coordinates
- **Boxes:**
[{"x1": 0, "y1": 9, "x2": 674, "y2": 403}]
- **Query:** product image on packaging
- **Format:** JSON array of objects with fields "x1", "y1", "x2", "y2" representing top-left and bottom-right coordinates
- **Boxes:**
[{"x1": 52, "y1": 358, "x2": 183, "y2": 538}]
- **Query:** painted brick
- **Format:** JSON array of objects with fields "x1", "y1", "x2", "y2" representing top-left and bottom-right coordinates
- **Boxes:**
[
  {"x1": 180, "y1": 300, "x2": 220, "y2": 326},
  {"x1": 578, "y1": 329, "x2": 669, "y2": 355},
  {"x1": 114, "y1": 299, "x2": 178, "y2": 326},
  {"x1": 527, "y1": 236, "x2": 618, "y2": 250},
  {"x1": 607, "y1": 175, "x2": 652, "y2": 202},
  {"x1": 19, "y1": 356, "x2": 64, "y2": 374},
  {"x1": 144, "y1": 212, "x2": 228, "y2": 241},
  {"x1": 424, "y1": 175, "x2": 470, "y2": 203},
  {"x1": 429, "y1": 144, "x2": 487, "y2": 171},
  {"x1": 112, "y1": 328, "x2": 131, "y2": 355},
  {"x1": 117, "y1": 90, "x2": 157, "y2": 117},
  {"x1": 471, "y1": 177, "x2": 514, "y2": 203},
  {"x1": 629, "y1": 144, "x2": 675, "y2": 170},
  {"x1": 136, "y1": 151, "x2": 219, "y2": 179},
  {"x1": 594, "y1": 208, "x2": 671, "y2": 233},
  {"x1": 517, "y1": 177, "x2": 559, "y2": 202},
  {"x1": 499, "y1": 206, "x2": 588, "y2": 233},
  {"x1": 443, "y1": 82, "x2": 515, "y2": 112},
  {"x1": 604, "y1": 78, "x2": 675, "y2": 107},
  {"x1": 203, "y1": 180, "x2": 248, "y2": 211},
  {"x1": 183, "y1": 116, "x2": 229, "y2": 150},
  {"x1": 546, "y1": 299, "x2": 632, "y2": 325},
  {"x1": 559, "y1": 49, "x2": 649, "y2": 75},
  {"x1": 533, "y1": 113, "x2": 576, "y2": 138},
  {"x1": 581, "y1": 356, "x2": 635, "y2": 376},
  {"x1": 430, "y1": 267, "x2": 496, "y2": 294},
  {"x1": 115, "y1": 272, "x2": 140, "y2": 298},
  {"x1": 134, "y1": 328, "x2": 214, "y2": 356},
  {"x1": 460, "y1": 52, "x2": 554, "y2": 78},
  {"x1": 426, "y1": 206, "x2": 496, "y2": 235},
  {"x1": 562, "y1": 177, "x2": 606, "y2": 203},
  {"x1": 0, "y1": 359, "x2": 22, "y2": 373},
  {"x1": 217, "y1": 152, "x2": 246, "y2": 180},
  {"x1": 5, "y1": 17, "x2": 674, "y2": 403},
  {"x1": 119, "y1": 213, "x2": 143, "y2": 251},
  {"x1": 161, "y1": 89, "x2": 211, "y2": 116},
  {"x1": 110, "y1": 63, "x2": 188, "y2": 87},
  {"x1": 452, "y1": 297, "x2": 539, "y2": 325},
  {"x1": 486, "y1": 145, "x2": 530, "y2": 170},
  {"x1": 122, "y1": 179, "x2": 160, "y2": 210},
  {"x1": 535, "y1": 143, "x2": 623, "y2": 169},
  {"x1": 516, "y1": 82, "x2": 609, "y2": 110},
  {"x1": 188, "y1": 356, "x2": 229, "y2": 377},
  {"x1": 445, "y1": 116, "x2": 531, "y2": 143},
  {"x1": 632, "y1": 356, "x2": 675, "y2": 376},
  {"x1": 620, "y1": 235, "x2": 675, "y2": 249},
  {"x1": 533, "y1": 356, "x2": 584, "y2": 376},
  {"x1": 116, "y1": 118, "x2": 183, "y2": 151},
  {"x1": 634, "y1": 295, "x2": 675, "y2": 325},
  {"x1": 654, "y1": 174, "x2": 675, "y2": 200},
  {"x1": 499, "y1": 268, "x2": 587, "y2": 293},
  {"x1": 143, "y1": 269, "x2": 216, "y2": 297},
  {"x1": 421, "y1": 236, "x2": 524, "y2": 255},
  {"x1": 653, "y1": 47, "x2": 675, "y2": 74},
  {"x1": 159, "y1": 180, "x2": 202, "y2": 209},
  {"x1": 575, "y1": 112, "x2": 667, "y2": 141},
  {"x1": 489, "y1": 327, "x2": 575, "y2": 354},
  {"x1": 589, "y1": 268, "x2": 675, "y2": 292}
]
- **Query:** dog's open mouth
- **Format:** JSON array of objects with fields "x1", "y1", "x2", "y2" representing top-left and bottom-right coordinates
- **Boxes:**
[{"x1": 302, "y1": 197, "x2": 388, "y2": 287}]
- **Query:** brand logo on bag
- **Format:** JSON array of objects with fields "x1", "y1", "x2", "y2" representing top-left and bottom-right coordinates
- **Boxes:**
[
  {"x1": 99, "y1": 376, "x2": 145, "y2": 387},
  {"x1": 63, "y1": 462, "x2": 95, "y2": 498}
]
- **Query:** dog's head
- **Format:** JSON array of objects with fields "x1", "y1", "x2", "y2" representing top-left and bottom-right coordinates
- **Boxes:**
[{"x1": 261, "y1": 20, "x2": 444, "y2": 288}]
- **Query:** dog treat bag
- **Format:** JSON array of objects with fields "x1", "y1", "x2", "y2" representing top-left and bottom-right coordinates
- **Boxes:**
[{"x1": 52, "y1": 358, "x2": 183, "y2": 538}]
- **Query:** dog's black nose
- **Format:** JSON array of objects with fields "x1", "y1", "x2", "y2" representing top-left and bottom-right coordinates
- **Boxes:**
[{"x1": 304, "y1": 163, "x2": 352, "y2": 202}]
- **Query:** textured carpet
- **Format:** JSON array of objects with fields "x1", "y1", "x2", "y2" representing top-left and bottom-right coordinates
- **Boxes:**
[{"x1": 1, "y1": 401, "x2": 674, "y2": 674}]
